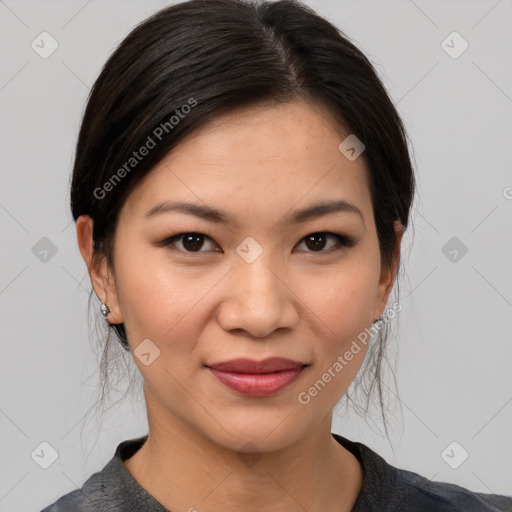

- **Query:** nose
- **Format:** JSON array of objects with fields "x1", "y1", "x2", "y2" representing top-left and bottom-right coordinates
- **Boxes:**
[{"x1": 216, "y1": 255, "x2": 299, "y2": 339}]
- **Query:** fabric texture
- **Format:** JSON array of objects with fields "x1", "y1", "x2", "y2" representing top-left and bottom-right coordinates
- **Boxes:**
[{"x1": 40, "y1": 433, "x2": 512, "y2": 511}]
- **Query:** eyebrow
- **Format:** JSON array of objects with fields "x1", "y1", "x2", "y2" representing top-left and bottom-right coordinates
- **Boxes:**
[{"x1": 144, "y1": 199, "x2": 365, "y2": 226}]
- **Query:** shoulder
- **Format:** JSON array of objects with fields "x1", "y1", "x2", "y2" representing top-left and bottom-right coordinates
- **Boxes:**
[
  {"x1": 332, "y1": 434, "x2": 512, "y2": 512},
  {"x1": 39, "y1": 466, "x2": 111, "y2": 512},
  {"x1": 394, "y1": 465, "x2": 512, "y2": 511},
  {"x1": 39, "y1": 436, "x2": 156, "y2": 512}
]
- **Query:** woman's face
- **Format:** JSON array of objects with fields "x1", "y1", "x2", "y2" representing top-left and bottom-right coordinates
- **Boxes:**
[{"x1": 86, "y1": 98, "x2": 400, "y2": 453}]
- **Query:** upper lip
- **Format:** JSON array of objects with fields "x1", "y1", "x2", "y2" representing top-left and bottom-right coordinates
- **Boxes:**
[{"x1": 207, "y1": 357, "x2": 307, "y2": 374}]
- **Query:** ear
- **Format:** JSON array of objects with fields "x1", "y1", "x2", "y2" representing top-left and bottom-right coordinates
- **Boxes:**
[
  {"x1": 373, "y1": 220, "x2": 403, "y2": 320},
  {"x1": 76, "y1": 215, "x2": 123, "y2": 324}
]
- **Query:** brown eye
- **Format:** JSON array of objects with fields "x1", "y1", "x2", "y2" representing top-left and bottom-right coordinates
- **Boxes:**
[
  {"x1": 304, "y1": 233, "x2": 328, "y2": 251},
  {"x1": 181, "y1": 233, "x2": 205, "y2": 251},
  {"x1": 296, "y1": 232, "x2": 356, "y2": 253},
  {"x1": 161, "y1": 232, "x2": 219, "y2": 253}
]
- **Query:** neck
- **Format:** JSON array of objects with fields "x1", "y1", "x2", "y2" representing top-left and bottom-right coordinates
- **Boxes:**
[{"x1": 124, "y1": 406, "x2": 362, "y2": 512}]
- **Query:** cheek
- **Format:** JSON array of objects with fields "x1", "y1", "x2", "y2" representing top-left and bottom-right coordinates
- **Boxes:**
[
  {"x1": 292, "y1": 278, "x2": 378, "y2": 413},
  {"x1": 113, "y1": 242, "x2": 209, "y2": 355},
  {"x1": 120, "y1": 280, "x2": 205, "y2": 355},
  {"x1": 299, "y1": 258, "x2": 379, "y2": 341},
  {"x1": 295, "y1": 270, "x2": 378, "y2": 401},
  {"x1": 296, "y1": 259, "x2": 380, "y2": 397}
]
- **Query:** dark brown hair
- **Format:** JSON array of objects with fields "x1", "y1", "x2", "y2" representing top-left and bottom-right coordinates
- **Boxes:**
[{"x1": 71, "y1": 0, "x2": 415, "y2": 442}]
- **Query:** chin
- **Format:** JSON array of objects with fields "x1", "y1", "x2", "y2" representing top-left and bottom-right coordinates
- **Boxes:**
[{"x1": 198, "y1": 411, "x2": 313, "y2": 455}]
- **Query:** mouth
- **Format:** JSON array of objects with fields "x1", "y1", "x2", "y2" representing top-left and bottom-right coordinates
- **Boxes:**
[{"x1": 205, "y1": 357, "x2": 309, "y2": 397}]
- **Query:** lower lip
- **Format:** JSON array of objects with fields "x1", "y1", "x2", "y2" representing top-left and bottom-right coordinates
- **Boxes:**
[{"x1": 208, "y1": 367, "x2": 305, "y2": 397}]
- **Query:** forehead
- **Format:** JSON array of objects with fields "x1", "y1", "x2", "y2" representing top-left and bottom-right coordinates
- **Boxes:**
[{"x1": 120, "y1": 98, "x2": 373, "y2": 226}]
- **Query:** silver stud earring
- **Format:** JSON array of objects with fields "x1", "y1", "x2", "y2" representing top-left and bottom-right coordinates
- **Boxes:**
[
  {"x1": 99, "y1": 301, "x2": 129, "y2": 351},
  {"x1": 100, "y1": 302, "x2": 110, "y2": 318}
]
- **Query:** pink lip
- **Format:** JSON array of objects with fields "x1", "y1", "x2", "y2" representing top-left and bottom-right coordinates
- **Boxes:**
[{"x1": 206, "y1": 357, "x2": 307, "y2": 397}]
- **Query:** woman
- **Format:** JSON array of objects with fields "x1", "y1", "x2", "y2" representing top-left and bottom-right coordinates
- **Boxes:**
[{"x1": 41, "y1": 0, "x2": 512, "y2": 510}]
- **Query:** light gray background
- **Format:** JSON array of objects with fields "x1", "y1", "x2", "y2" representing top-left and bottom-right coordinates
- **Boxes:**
[{"x1": 1, "y1": 1, "x2": 511, "y2": 510}]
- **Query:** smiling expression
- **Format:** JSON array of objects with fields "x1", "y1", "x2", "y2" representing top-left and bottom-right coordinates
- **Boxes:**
[{"x1": 97, "y1": 97, "x2": 399, "y2": 452}]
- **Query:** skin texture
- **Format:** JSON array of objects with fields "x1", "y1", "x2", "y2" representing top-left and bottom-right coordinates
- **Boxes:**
[{"x1": 77, "y1": 97, "x2": 402, "y2": 512}]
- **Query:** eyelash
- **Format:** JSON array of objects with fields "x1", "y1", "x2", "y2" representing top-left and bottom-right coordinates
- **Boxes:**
[{"x1": 159, "y1": 232, "x2": 357, "y2": 255}]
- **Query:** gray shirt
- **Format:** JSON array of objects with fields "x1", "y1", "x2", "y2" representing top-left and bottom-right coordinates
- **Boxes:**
[{"x1": 40, "y1": 433, "x2": 512, "y2": 511}]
